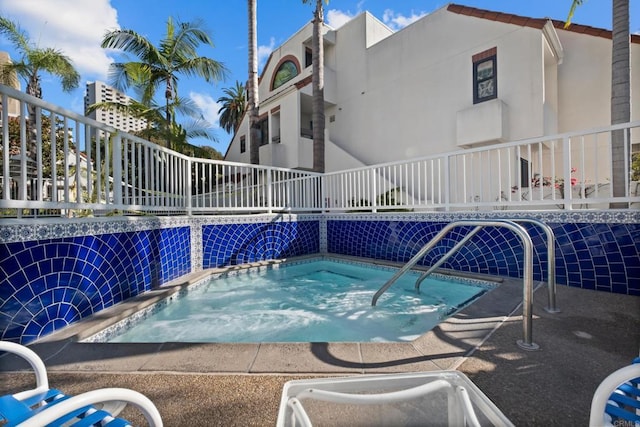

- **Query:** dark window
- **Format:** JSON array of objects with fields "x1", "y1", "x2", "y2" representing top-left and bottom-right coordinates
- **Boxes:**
[
  {"x1": 305, "y1": 49, "x2": 312, "y2": 68},
  {"x1": 473, "y1": 49, "x2": 497, "y2": 104},
  {"x1": 520, "y1": 158, "x2": 530, "y2": 188},
  {"x1": 272, "y1": 60, "x2": 299, "y2": 90},
  {"x1": 240, "y1": 135, "x2": 246, "y2": 153},
  {"x1": 259, "y1": 118, "x2": 269, "y2": 146}
]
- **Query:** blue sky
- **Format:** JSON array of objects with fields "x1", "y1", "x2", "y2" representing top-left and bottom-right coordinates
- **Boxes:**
[{"x1": 0, "y1": 0, "x2": 637, "y2": 153}]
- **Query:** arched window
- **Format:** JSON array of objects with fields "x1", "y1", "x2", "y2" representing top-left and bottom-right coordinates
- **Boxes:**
[{"x1": 272, "y1": 60, "x2": 299, "y2": 90}]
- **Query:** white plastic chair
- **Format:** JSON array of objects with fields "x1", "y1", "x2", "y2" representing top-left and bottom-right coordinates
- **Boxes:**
[
  {"x1": 589, "y1": 358, "x2": 640, "y2": 427},
  {"x1": 277, "y1": 371, "x2": 514, "y2": 426},
  {"x1": 0, "y1": 340, "x2": 163, "y2": 426}
]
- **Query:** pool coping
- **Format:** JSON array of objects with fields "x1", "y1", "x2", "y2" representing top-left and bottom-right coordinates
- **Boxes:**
[{"x1": 2, "y1": 255, "x2": 530, "y2": 375}]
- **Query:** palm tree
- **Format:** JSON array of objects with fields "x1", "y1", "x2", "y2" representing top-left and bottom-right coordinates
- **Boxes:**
[
  {"x1": 247, "y1": 0, "x2": 260, "y2": 165},
  {"x1": 302, "y1": 0, "x2": 328, "y2": 173},
  {"x1": 217, "y1": 80, "x2": 246, "y2": 135},
  {"x1": 566, "y1": 0, "x2": 630, "y2": 207},
  {"x1": 0, "y1": 16, "x2": 80, "y2": 100},
  {"x1": 0, "y1": 16, "x2": 80, "y2": 159},
  {"x1": 101, "y1": 17, "x2": 227, "y2": 148}
]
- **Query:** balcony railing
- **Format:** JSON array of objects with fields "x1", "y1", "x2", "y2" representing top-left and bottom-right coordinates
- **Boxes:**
[
  {"x1": 324, "y1": 122, "x2": 640, "y2": 212},
  {"x1": 1, "y1": 83, "x2": 639, "y2": 218}
]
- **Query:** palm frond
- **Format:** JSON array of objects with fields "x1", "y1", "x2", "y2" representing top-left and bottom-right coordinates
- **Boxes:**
[
  {"x1": 36, "y1": 48, "x2": 80, "y2": 92},
  {"x1": 107, "y1": 61, "x2": 153, "y2": 96},
  {"x1": 564, "y1": 0, "x2": 584, "y2": 28},
  {"x1": 171, "y1": 95, "x2": 204, "y2": 118},
  {"x1": 180, "y1": 117, "x2": 218, "y2": 141},
  {"x1": 0, "y1": 16, "x2": 30, "y2": 52},
  {"x1": 163, "y1": 18, "x2": 213, "y2": 61},
  {"x1": 102, "y1": 29, "x2": 161, "y2": 64},
  {"x1": 0, "y1": 61, "x2": 21, "y2": 87},
  {"x1": 175, "y1": 57, "x2": 228, "y2": 82}
]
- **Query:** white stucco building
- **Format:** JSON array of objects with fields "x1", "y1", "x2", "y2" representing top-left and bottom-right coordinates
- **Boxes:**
[
  {"x1": 0, "y1": 51, "x2": 21, "y2": 117},
  {"x1": 224, "y1": 4, "x2": 639, "y2": 176}
]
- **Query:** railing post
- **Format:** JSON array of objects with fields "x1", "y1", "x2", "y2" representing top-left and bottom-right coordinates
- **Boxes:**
[
  {"x1": 444, "y1": 154, "x2": 451, "y2": 211},
  {"x1": 267, "y1": 168, "x2": 273, "y2": 214},
  {"x1": 562, "y1": 135, "x2": 572, "y2": 210},
  {"x1": 185, "y1": 157, "x2": 192, "y2": 215},
  {"x1": 1, "y1": 93, "x2": 9, "y2": 201},
  {"x1": 19, "y1": 104, "x2": 27, "y2": 203},
  {"x1": 112, "y1": 132, "x2": 123, "y2": 207},
  {"x1": 36, "y1": 107, "x2": 43, "y2": 203},
  {"x1": 320, "y1": 174, "x2": 326, "y2": 213},
  {"x1": 370, "y1": 168, "x2": 377, "y2": 213}
]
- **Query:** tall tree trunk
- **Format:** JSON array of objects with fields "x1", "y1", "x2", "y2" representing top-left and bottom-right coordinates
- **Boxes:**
[
  {"x1": 165, "y1": 80, "x2": 173, "y2": 149},
  {"x1": 311, "y1": 0, "x2": 325, "y2": 173},
  {"x1": 25, "y1": 75, "x2": 40, "y2": 161},
  {"x1": 610, "y1": 0, "x2": 630, "y2": 208},
  {"x1": 248, "y1": 0, "x2": 260, "y2": 166}
]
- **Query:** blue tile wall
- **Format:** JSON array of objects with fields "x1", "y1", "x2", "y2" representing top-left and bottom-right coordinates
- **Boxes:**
[
  {"x1": 0, "y1": 211, "x2": 637, "y2": 345},
  {"x1": 158, "y1": 227, "x2": 191, "y2": 283},
  {"x1": 0, "y1": 227, "x2": 191, "y2": 343},
  {"x1": 202, "y1": 220, "x2": 319, "y2": 268},
  {"x1": 327, "y1": 217, "x2": 640, "y2": 296}
]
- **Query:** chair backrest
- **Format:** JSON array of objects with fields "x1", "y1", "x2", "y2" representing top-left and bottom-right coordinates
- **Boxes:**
[
  {"x1": 1, "y1": 340, "x2": 163, "y2": 426},
  {"x1": 589, "y1": 358, "x2": 640, "y2": 427}
]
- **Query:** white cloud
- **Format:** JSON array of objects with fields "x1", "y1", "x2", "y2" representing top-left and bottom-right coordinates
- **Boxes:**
[
  {"x1": 0, "y1": 0, "x2": 118, "y2": 80},
  {"x1": 190, "y1": 91, "x2": 222, "y2": 129},
  {"x1": 326, "y1": 9, "x2": 357, "y2": 29},
  {"x1": 258, "y1": 37, "x2": 276, "y2": 71},
  {"x1": 382, "y1": 9, "x2": 428, "y2": 31}
]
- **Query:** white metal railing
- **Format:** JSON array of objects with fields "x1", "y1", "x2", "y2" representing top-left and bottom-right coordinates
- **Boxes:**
[
  {"x1": 1, "y1": 83, "x2": 639, "y2": 218},
  {"x1": 190, "y1": 159, "x2": 322, "y2": 213},
  {"x1": 323, "y1": 121, "x2": 640, "y2": 212},
  {"x1": 0, "y1": 84, "x2": 322, "y2": 217}
]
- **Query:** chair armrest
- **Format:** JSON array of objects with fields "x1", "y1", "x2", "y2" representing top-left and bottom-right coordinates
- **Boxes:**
[
  {"x1": 589, "y1": 363, "x2": 640, "y2": 427},
  {"x1": 0, "y1": 341, "x2": 49, "y2": 399}
]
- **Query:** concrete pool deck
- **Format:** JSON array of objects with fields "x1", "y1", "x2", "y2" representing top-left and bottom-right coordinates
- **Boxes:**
[{"x1": 1, "y1": 269, "x2": 639, "y2": 425}]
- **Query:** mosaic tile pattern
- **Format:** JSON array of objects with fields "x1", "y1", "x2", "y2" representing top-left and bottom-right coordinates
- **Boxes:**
[
  {"x1": 0, "y1": 227, "x2": 191, "y2": 343},
  {"x1": 0, "y1": 217, "x2": 194, "y2": 244},
  {"x1": 323, "y1": 210, "x2": 640, "y2": 224},
  {"x1": 319, "y1": 217, "x2": 328, "y2": 253},
  {"x1": 202, "y1": 220, "x2": 319, "y2": 268},
  {"x1": 327, "y1": 216, "x2": 640, "y2": 295},
  {"x1": 0, "y1": 211, "x2": 637, "y2": 345},
  {"x1": 190, "y1": 224, "x2": 203, "y2": 271}
]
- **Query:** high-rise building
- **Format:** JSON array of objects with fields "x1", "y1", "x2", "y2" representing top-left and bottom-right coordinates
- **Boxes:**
[{"x1": 84, "y1": 81, "x2": 147, "y2": 133}]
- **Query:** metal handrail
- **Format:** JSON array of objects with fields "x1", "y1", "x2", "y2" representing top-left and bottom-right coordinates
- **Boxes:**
[
  {"x1": 508, "y1": 218, "x2": 559, "y2": 313},
  {"x1": 371, "y1": 220, "x2": 539, "y2": 351},
  {"x1": 413, "y1": 218, "x2": 559, "y2": 313},
  {"x1": 412, "y1": 226, "x2": 483, "y2": 292}
]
